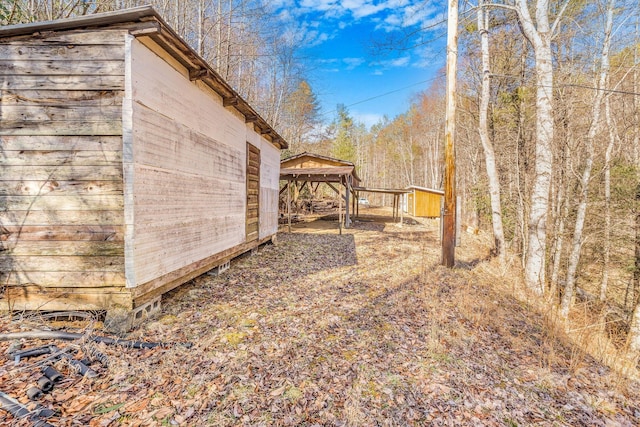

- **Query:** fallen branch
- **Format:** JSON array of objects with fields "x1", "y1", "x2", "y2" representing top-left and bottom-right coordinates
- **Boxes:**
[{"x1": 0, "y1": 330, "x2": 191, "y2": 349}]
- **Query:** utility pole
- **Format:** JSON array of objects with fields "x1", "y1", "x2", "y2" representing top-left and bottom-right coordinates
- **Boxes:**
[{"x1": 442, "y1": 0, "x2": 458, "y2": 267}]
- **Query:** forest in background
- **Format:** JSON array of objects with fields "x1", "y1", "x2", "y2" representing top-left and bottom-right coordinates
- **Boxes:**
[{"x1": 3, "y1": 0, "x2": 640, "y2": 357}]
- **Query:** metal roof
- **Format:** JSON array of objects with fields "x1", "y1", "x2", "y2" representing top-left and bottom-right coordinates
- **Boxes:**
[
  {"x1": 280, "y1": 152, "x2": 360, "y2": 182},
  {"x1": 406, "y1": 185, "x2": 444, "y2": 195},
  {"x1": 0, "y1": 6, "x2": 287, "y2": 149}
]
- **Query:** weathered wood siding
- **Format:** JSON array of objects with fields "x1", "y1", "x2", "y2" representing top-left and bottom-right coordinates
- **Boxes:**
[
  {"x1": 246, "y1": 142, "x2": 260, "y2": 242},
  {"x1": 257, "y1": 136, "x2": 280, "y2": 239},
  {"x1": 0, "y1": 29, "x2": 128, "y2": 309},
  {"x1": 281, "y1": 156, "x2": 345, "y2": 169},
  {"x1": 126, "y1": 37, "x2": 247, "y2": 288},
  {"x1": 414, "y1": 190, "x2": 442, "y2": 218}
]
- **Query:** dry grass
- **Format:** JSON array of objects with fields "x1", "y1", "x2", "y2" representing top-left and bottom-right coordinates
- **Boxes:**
[{"x1": 1, "y1": 212, "x2": 639, "y2": 426}]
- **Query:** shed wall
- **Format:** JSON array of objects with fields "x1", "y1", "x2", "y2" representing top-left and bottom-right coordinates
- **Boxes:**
[
  {"x1": 415, "y1": 191, "x2": 442, "y2": 218},
  {"x1": 126, "y1": 38, "x2": 248, "y2": 288},
  {"x1": 0, "y1": 29, "x2": 128, "y2": 309},
  {"x1": 258, "y1": 136, "x2": 280, "y2": 239}
]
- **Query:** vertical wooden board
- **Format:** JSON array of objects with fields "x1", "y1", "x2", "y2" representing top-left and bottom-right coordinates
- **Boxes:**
[
  {"x1": 130, "y1": 38, "x2": 245, "y2": 153},
  {"x1": 246, "y1": 142, "x2": 260, "y2": 242},
  {"x1": 408, "y1": 193, "x2": 415, "y2": 216}
]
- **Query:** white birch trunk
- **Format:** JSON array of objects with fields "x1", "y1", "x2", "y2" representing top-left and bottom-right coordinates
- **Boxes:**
[
  {"x1": 517, "y1": 0, "x2": 555, "y2": 294},
  {"x1": 478, "y1": 0, "x2": 506, "y2": 264},
  {"x1": 630, "y1": 303, "x2": 640, "y2": 352},
  {"x1": 560, "y1": 0, "x2": 614, "y2": 317}
]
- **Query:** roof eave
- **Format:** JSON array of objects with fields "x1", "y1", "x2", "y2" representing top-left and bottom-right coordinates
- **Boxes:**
[{"x1": 0, "y1": 6, "x2": 288, "y2": 150}]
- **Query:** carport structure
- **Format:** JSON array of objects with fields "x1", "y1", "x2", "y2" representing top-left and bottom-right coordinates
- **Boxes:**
[
  {"x1": 280, "y1": 153, "x2": 360, "y2": 233},
  {"x1": 280, "y1": 153, "x2": 413, "y2": 232},
  {"x1": 352, "y1": 186, "x2": 412, "y2": 223}
]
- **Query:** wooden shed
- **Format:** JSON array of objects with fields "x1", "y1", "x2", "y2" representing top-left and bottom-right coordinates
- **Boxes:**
[
  {"x1": 0, "y1": 7, "x2": 287, "y2": 317},
  {"x1": 405, "y1": 186, "x2": 444, "y2": 218},
  {"x1": 280, "y1": 153, "x2": 360, "y2": 231}
]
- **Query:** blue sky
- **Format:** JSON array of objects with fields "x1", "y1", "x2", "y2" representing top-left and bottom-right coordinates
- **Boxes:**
[{"x1": 271, "y1": 0, "x2": 449, "y2": 128}]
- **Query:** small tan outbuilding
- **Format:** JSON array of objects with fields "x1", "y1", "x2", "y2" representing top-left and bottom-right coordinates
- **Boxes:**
[{"x1": 405, "y1": 186, "x2": 444, "y2": 218}]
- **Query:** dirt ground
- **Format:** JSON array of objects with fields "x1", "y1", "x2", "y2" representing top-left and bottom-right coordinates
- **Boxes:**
[{"x1": 1, "y1": 210, "x2": 639, "y2": 426}]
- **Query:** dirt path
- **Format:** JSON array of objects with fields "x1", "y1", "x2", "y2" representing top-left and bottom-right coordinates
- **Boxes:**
[{"x1": 1, "y1": 215, "x2": 639, "y2": 426}]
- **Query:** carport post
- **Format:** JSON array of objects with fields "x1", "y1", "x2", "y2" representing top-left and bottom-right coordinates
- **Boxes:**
[
  {"x1": 339, "y1": 183, "x2": 343, "y2": 235},
  {"x1": 287, "y1": 181, "x2": 291, "y2": 233}
]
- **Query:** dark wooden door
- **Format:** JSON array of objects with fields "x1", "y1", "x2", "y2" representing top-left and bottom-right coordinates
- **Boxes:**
[{"x1": 246, "y1": 143, "x2": 260, "y2": 242}]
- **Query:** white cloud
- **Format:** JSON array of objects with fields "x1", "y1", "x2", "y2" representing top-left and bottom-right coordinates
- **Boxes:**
[
  {"x1": 343, "y1": 57, "x2": 365, "y2": 70},
  {"x1": 389, "y1": 56, "x2": 410, "y2": 67}
]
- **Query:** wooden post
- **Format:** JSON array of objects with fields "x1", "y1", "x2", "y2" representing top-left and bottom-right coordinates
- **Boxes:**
[
  {"x1": 350, "y1": 183, "x2": 358, "y2": 218},
  {"x1": 456, "y1": 195, "x2": 461, "y2": 246},
  {"x1": 338, "y1": 180, "x2": 343, "y2": 235},
  {"x1": 287, "y1": 181, "x2": 291, "y2": 233},
  {"x1": 400, "y1": 193, "x2": 404, "y2": 227},
  {"x1": 442, "y1": 0, "x2": 458, "y2": 267},
  {"x1": 345, "y1": 176, "x2": 350, "y2": 228}
]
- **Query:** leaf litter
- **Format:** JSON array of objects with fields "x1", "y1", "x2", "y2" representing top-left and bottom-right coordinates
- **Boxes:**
[{"x1": 1, "y1": 214, "x2": 639, "y2": 426}]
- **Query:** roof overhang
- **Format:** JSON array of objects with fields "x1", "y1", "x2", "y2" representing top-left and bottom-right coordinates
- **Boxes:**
[
  {"x1": 406, "y1": 185, "x2": 444, "y2": 195},
  {"x1": 280, "y1": 166, "x2": 355, "y2": 183},
  {"x1": 0, "y1": 6, "x2": 288, "y2": 150},
  {"x1": 353, "y1": 186, "x2": 412, "y2": 195}
]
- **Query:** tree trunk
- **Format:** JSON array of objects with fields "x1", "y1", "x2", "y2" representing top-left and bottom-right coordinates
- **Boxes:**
[
  {"x1": 560, "y1": 0, "x2": 614, "y2": 317},
  {"x1": 477, "y1": 0, "x2": 506, "y2": 264},
  {"x1": 524, "y1": 39, "x2": 554, "y2": 294},
  {"x1": 550, "y1": 136, "x2": 571, "y2": 297},
  {"x1": 600, "y1": 91, "x2": 616, "y2": 301}
]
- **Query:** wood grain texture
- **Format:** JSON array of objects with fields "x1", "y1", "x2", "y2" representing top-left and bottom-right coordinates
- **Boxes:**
[
  {"x1": 4, "y1": 241, "x2": 123, "y2": 256},
  {"x1": 0, "y1": 44, "x2": 124, "y2": 60},
  {"x1": 0, "y1": 255, "x2": 124, "y2": 271},
  {"x1": 0, "y1": 105, "x2": 122, "y2": 122},
  {"x1": 0, "y1": 59, "x2": 124, "y2": 75},
  {"x1": 0, "y1": 210, "x2": 123, "y2": 226},
  {"x1": 1, "y1": 90, "x2": 124, "y2": 106},
  {"x1": 0, "y1": 180, "x2": 123, "y2": 196},
  {"x1": 0, "y1": 135, "x2": 122, "y2": 151},
  {"x1": 1, "y1": 226, "x2": 123, "y2": 242},
  {"x1": 0, "y1": 120, "x2": 122, "y2": 136},
  {"x1": 2, "y1": 195, "x2": 123, "y2": 211},
  {"x1": 1, "y1": 271, "x2": 125, "y2": 288},
  {"x1": 0, "y1": 29, "x2": 128, "y2": 45},
  {"x1": 0, "y1": 74, "x2": 124, "y2": 91},
  {"x1": 1, "y1": 285, "x2": 131, "y2": 311},
  {"x1": 2, "y1": 165, "x2": 123, "y2": 181},
  {"x1": 0, "y1": 151, "x2": 122, "y2": 167}
]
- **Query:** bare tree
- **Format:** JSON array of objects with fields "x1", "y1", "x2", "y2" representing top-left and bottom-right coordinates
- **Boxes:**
[
  {"x1": 560, "y1": 0, "x2": 615, "y2": 317},
  {"x1": 477, "y1": 0, "x2": 506, "y2": 264}
]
